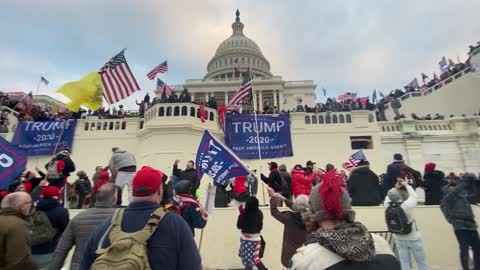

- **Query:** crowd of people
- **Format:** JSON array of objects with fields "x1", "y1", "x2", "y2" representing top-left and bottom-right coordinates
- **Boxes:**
[{"x1": 2, "y1": 146, "x2": 480, "y2": 270}]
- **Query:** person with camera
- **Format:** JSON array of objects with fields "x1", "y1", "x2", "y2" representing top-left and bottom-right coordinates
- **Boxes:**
[{"x1": 384, "y1": 179, "x2": 429, "y2": 270}]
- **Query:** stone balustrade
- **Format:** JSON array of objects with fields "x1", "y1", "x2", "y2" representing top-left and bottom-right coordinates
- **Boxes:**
[
  {"x1": 384, "y1": 66, "x2": 472, "y2": 109},
  {"x1": 144, "y1": 102, "x2": 217, "y2": 123}
]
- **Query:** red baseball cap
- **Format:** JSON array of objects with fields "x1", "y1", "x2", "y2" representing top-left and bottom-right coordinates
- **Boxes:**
[
  {"x1": 41, "y1": 186, "x2": 61, "y2": 199},
  {"x1": 132, "y1": 166, "x2": 164, "y2": 197}
]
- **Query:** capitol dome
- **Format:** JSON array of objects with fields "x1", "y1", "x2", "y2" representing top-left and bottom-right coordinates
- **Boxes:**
[{"x1": 204, "y1": 10, "x2": 272, "y2": 80}]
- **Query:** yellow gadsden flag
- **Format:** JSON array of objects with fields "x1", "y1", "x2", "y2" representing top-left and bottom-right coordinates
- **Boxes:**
[{"x1": 57, "y1": 72, "x2": 103, "y2": 111}]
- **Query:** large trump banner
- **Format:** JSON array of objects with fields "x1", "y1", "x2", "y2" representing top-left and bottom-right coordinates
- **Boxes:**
[
  {"x1": 12, "y1": 119, "x2": 77, "y2": 156},
  {"x1": 224, "y1": 114, "x2": 293, "y2": 159}
]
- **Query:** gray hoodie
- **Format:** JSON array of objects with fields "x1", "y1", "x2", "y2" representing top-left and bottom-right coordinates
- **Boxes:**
[{"x1": 109, "y1": 149, "x2": 136, "y2": 171}]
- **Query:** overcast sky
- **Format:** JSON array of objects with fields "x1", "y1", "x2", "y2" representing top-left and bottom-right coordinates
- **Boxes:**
[{"x1": 1, "y1": 0, "x2": 479, "y2": 109}]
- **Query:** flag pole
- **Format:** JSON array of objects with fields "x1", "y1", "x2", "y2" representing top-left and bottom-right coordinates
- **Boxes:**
[
  {"x1": 250, "y1": 70, "x2": 267, "y2": 205},
  {"x1": 198, "y1": 182, "x2": 212, "y2": 250},
  {"x1": 36, "y1": 79, "x2": 41, "y2": 96}
]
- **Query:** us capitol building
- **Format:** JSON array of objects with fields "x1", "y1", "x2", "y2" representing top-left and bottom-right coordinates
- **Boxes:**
[{"x1": 181, "y1": 10, "x2": 316, "y2": 112}]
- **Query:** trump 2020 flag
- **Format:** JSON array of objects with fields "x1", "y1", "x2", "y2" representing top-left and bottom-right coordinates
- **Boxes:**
[
  {"x1": 0, "y1": 137, "x2": 27, "y2": 189},
  {"x1": 196, "y1": 130, "x2": 250, "y2": 185}
]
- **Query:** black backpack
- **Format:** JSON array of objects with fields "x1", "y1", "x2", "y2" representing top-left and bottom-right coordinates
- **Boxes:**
[{"x1": 385, "y1": 202, "x2": 412, "y2": 234}]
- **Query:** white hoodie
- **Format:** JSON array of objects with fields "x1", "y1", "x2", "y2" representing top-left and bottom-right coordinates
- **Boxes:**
[{"x1": 384, "y1": 185, "x2": 421, "y2": 240}]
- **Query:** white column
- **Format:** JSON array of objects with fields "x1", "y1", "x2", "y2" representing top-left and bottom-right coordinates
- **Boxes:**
[
  {"x1": 273, "y1": 90, "x2": 278, "y2": 108},
  {"x1": 225, "y1": 91, "x2": 229, "y2": 105},
  {"x1": 279, "y1": 90, "x2": 284, "y2": 111},
  {"x1": 258, "y1": 90, "x2": 263, "y2": 112},
  {"x1": 205, "y1": 92, "x2": 209, "y2": 103}
]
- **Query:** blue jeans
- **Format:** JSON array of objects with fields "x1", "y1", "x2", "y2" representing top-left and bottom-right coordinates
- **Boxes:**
[{"x1": 395, "y1": 238, "x2": 429, "y2": 270}]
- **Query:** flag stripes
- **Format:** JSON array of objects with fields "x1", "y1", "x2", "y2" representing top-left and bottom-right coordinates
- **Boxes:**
[
  {"x1": 147, "y1": 61, "x2": 168, "y2": 80},
  {"x1": 99, "y1": 50, "x2": 140, "y2": 104},
  {"x1": 229, "y1": 80, "x2": 253, "y2": 106}
]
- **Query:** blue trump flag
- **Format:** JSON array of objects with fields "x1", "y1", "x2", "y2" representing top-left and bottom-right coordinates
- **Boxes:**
[
  {"x1": 12, "y1": 119, "x2": 77, "y2": 156},
  {"x1": 224, "y1": 114, "x2": 293, "y2": 159},
  {"x1": 196, "y1": 130, "x2": 250, "y2": 185},
  {"x1": 0, "y1": 136, "x2": 27, "y2": 189}
]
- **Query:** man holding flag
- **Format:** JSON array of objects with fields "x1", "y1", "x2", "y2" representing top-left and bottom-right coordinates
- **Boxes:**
[{"x1": 196, "y1": 130, "x2": 250, "y2": 186}]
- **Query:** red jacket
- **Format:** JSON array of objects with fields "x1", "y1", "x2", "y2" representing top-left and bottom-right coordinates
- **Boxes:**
[{"x1": 291, "y1": 168, "x2": 314, "y2": 197}]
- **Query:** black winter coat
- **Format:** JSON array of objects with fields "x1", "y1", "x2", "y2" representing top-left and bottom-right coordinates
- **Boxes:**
[
  {"x1": 347, "y1": 166, "x2": 382, "y2": 206},
  {"x1": 173, "y1": 165, "x2": 198, "y2": 192},
  {"x1": 261, "y1": 169, "x2": 291, "y2": 198},
  {"x1": 45, "y1": 153, "x2": 76, "y2": 177},
  {"x1": 423, "y1": 170, "x2": 446, "y2": 205},
  {"x1": 237, "y1": 210, "x2": 263, "y2": 234},
  {"x1": 75, "y1": 177, "x2": 92, "y2": 197}
]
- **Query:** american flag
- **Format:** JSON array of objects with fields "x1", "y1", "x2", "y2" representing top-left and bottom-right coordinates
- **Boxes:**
[
  {"x1": 439, "y1": 56, "x2": 449, "y2": 73},
  {"x1": 10, "y1": 92, "x2": 33, "y2": 113},
  {"x1": 338, "y1": 92, "x2": 357, "y2": 101},
  {"x1": 229, "y1": 67, "x2": 253, "y2": 107},
  {"x1": 40, "y1": 76, "x2": 49, "y2": 85},
  {"x1": 147, "y1": 60, "x2": 168, "y2": 80},
  {"x1": 99, "y1": 49, "x2": 140, "y2": 105},
  {"x1": 155, "y1": 78, "x2": 172, "y2": 95},
  {"x1": 342, "y1": 150, "x2": 367, "y2": 170}
]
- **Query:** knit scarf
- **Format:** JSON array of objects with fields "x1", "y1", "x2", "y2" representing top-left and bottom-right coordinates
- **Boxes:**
[
  {"x1": 173, "y1": 194, "x2": 208, "y2": 220},
  {"x1": 306, "y1": 222, "x2": 375, "y2": 262}
]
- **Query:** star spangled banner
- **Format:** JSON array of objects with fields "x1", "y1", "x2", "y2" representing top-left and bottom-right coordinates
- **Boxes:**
[
  {"x1": 99, "y1": 49, "x2": 140, "y2": 104},
  {"x1": 196, "y1": 130, "x2": 250, "y2": 185},
  {"x1": 342, "y1": 150, "x2": 367, "y2": 170},
  {"x1": 147, "y1": 60, "x2": 168, "y2": 80},
  {"x1": 229, "y1": 67, "x2": 253, "y2": 106}
]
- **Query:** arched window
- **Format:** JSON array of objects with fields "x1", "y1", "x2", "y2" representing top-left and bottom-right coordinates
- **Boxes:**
[
  {"x1": 90, "y1": 123, "x2": 95, "y2": 131},
  {"x1": 318, "y1": 115, "x2": 324, "y2": 124},
  {"x1": 139, "y1": 120, "x2": 144, "y2": 130},
  {"x1": 311, "y1": 115, "x2": 317, "y2": 124},
  {"x1": 84, "y1": 122, "x2": 89, "y2": 131},
  {"x1": 305, "y1": 115, "x2": 311, "y2": 124},
  {"x1": 97, "y1": 122, "x2": 101, "y2": 130},
  {"x1": 209, "y1": 112, "x2": 214, "y2": 121},
  {"x1": 346, "y1": 114, "x2": 352, "y2": 123},
  {"x1": 182, "y1": 106, "x2": 188, "y2": 116},
  {"x1": 166, "y1": 107, "x2": 172, "y2": 116},
  {"x1": 339, "y1": 115, "x2": 345, "y2": 123},
  {"x1": 332, "y1": 115, "x2": 338, "y2": 123},
  {"x1": 121, "y1": 121, "x2": 126, "y2": 130},
  {"x1": 115, "y1": 122, "x2": 120, "y2": 130},
  {"x1": 109, "y1": 122, "x2": 114, "y2": 130},
  {"x1": 103, "y1": 122, "x2": 108, "y2": 130},
  {"x1": 174, "y1": 106, "x2": 180, "y2": 116},
  {"x1": 325, "y1": 115, "x2": 331, "y2": 124},
  {"x1": 159, "y1": 107, "x2": 165, "y2": 117},
  {"x1": 190, "y1": 107, "x2": 195, "y2": 117}
]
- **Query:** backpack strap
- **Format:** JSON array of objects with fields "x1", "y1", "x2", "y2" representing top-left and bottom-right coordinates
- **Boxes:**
[
  {"x1": 97, "y1": 208, "x2": 123, "y2": 250},
  {"x1": 109, "y1": 208, "x2": 166, "y2": 244}
]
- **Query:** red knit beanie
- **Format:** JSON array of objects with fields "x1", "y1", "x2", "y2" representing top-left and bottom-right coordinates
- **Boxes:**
[
  {"x1": 41, "y1": 186, "x2": 61, "y2": 199},
  {"x1": 425, "y1": 163, "x2": 436, "y2": 172}
]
